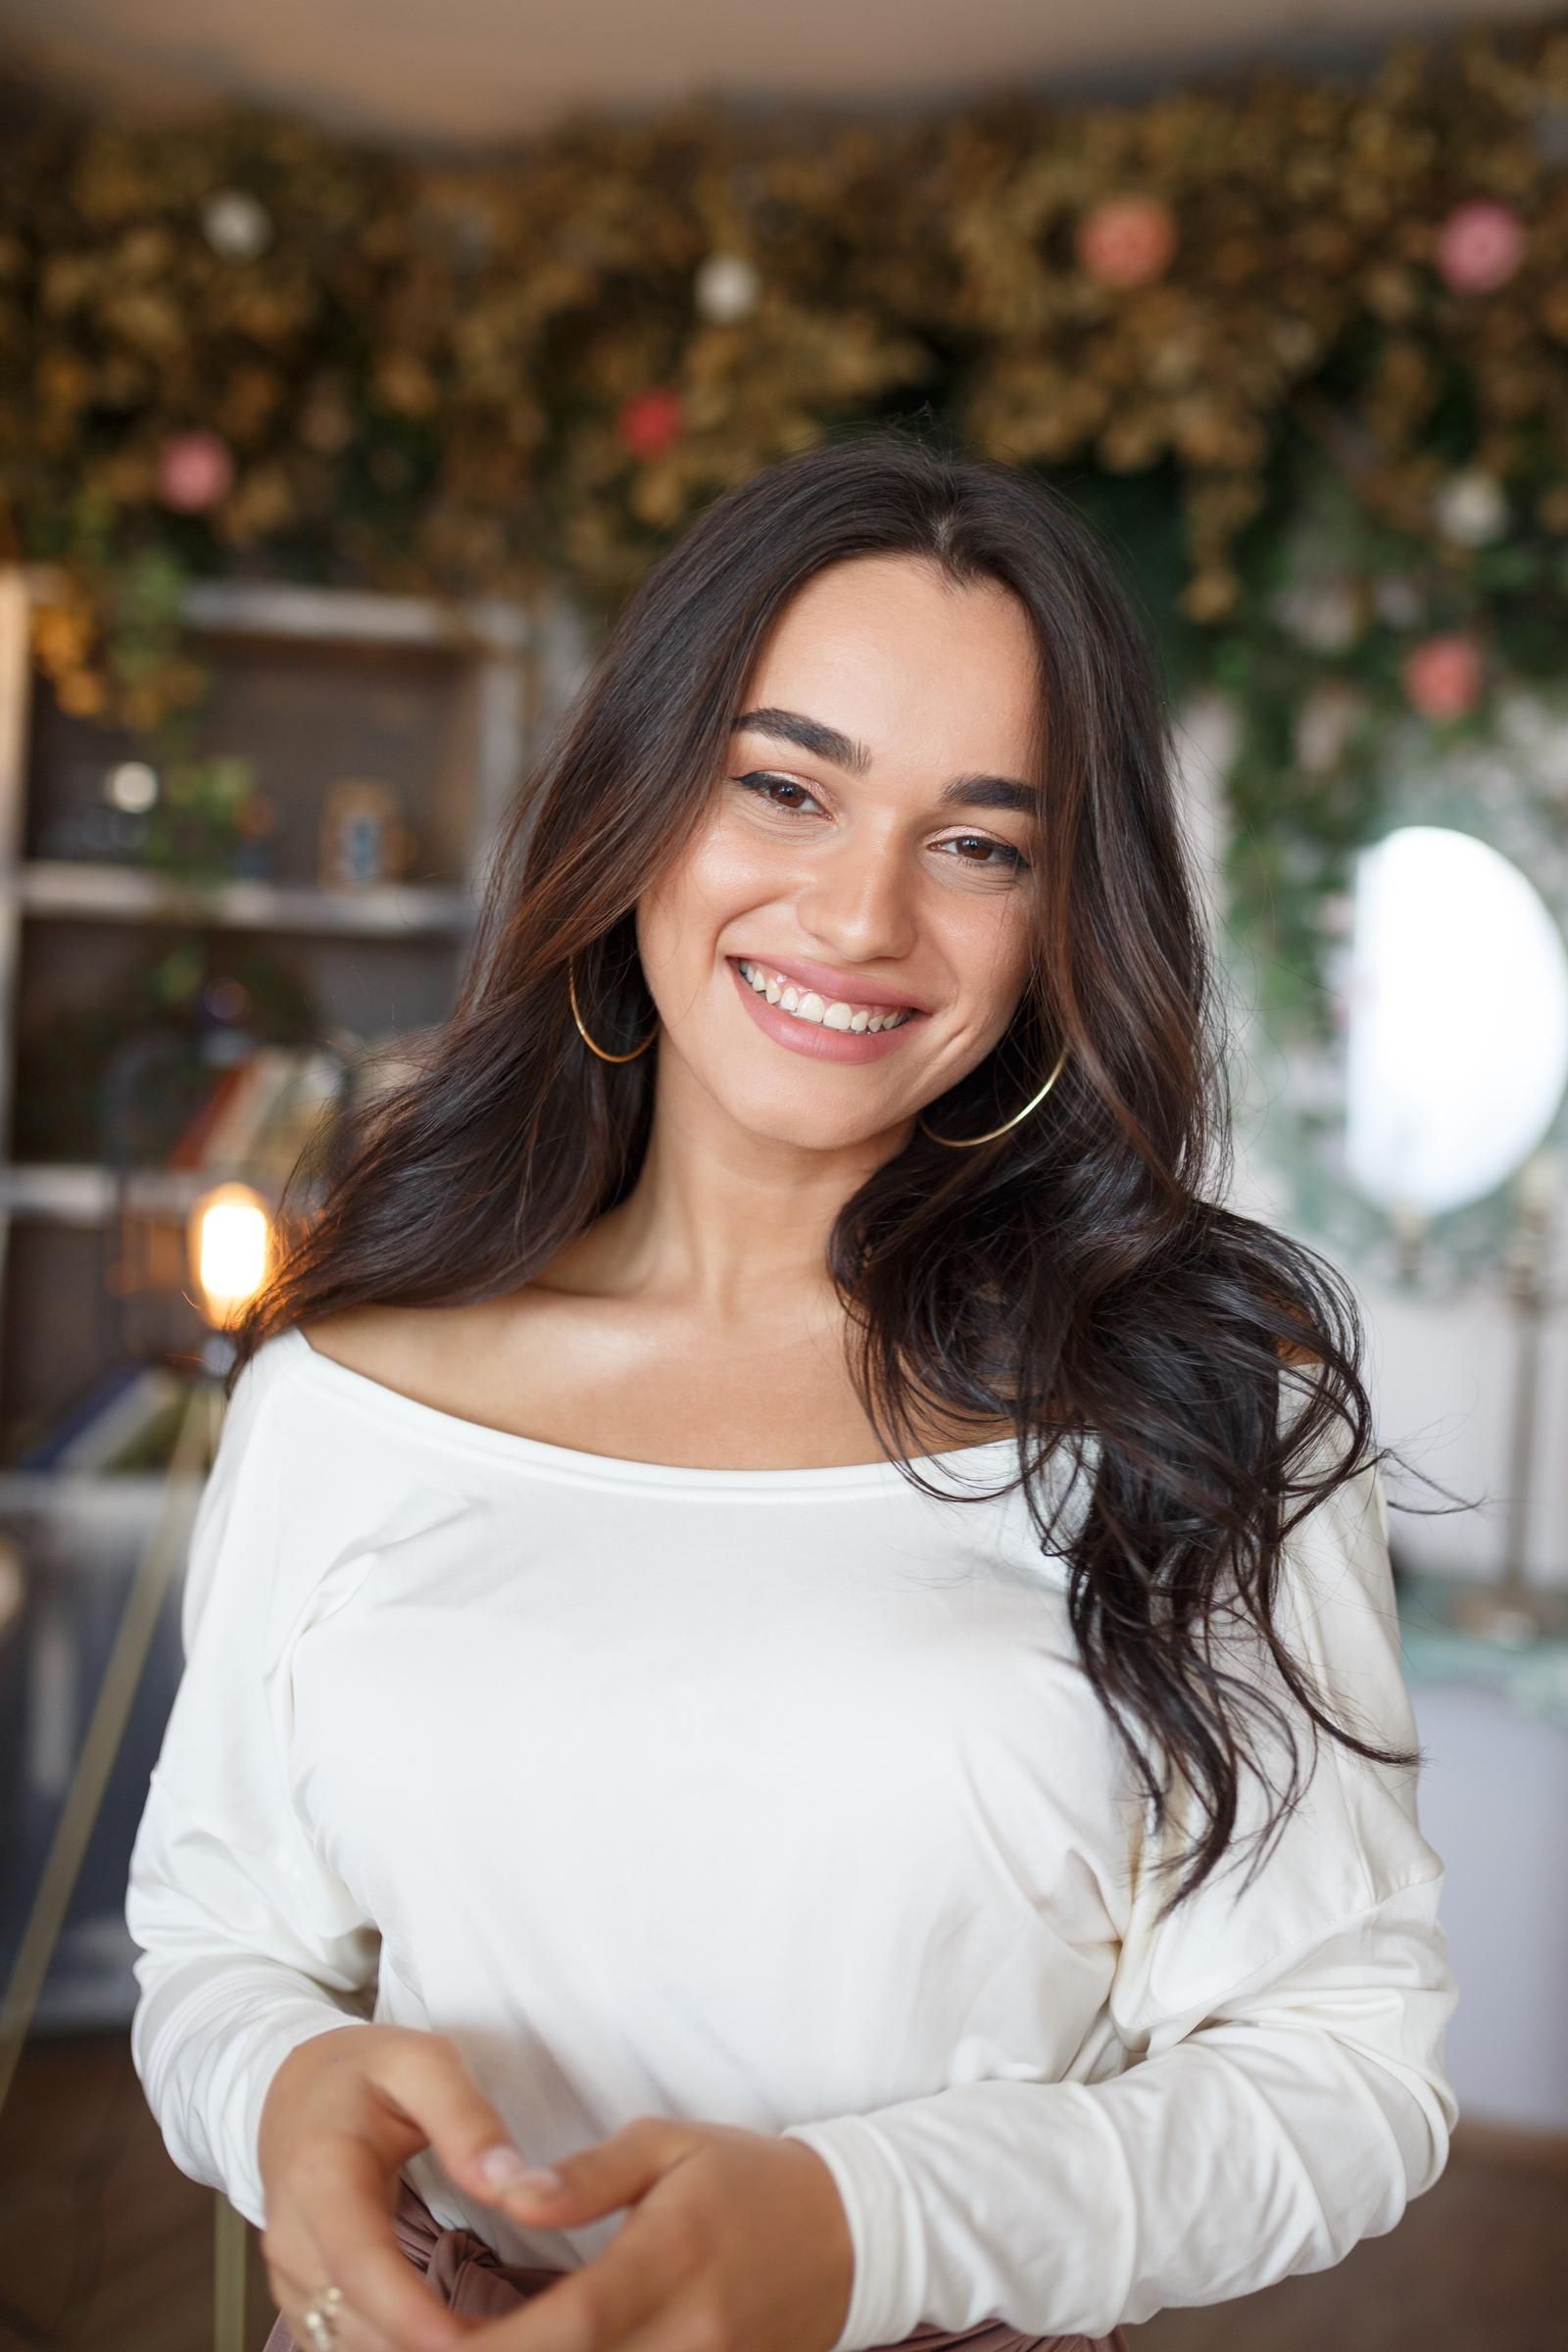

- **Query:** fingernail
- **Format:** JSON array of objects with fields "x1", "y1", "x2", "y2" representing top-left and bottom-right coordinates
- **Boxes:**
[
  {"x1": 478, "y1": 2144, "x2": 530, "y2": 2189},
  {"x1": 513, "y1": 2166, "x2": 564, "y2": 2196}
]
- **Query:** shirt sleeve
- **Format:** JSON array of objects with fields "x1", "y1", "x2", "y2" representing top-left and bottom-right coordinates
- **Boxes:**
[
  {"x1": 779, "y1": 1440, "x2": 1459, "y2": 2349},
  {"x1": 124, "y1": 1344, "x2": 382, "y2": 2230}
]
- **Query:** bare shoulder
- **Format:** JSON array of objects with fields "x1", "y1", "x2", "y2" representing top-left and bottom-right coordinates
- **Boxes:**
[
  {"x1": 291, "y1": 1289, "x2": 600, "y2": 1446},
  {"x1": 296, "y1": 1299, "x2": 501, "y2": 1390}
]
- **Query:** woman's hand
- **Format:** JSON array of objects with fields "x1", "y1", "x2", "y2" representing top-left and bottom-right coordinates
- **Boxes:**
[
  {"x1": 467, "y1": 2114, "x2": 855, "y2": 2352},
  {"x1": 257, "y1": 2022, "x2": 551, "y2": 2352}
]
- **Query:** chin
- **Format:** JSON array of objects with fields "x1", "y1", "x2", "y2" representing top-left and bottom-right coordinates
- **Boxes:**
[{"x1": 709, "y1": 1069, "x2": 905, "y2": 1152}]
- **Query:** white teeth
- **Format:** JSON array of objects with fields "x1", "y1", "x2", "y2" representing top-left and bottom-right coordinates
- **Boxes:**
[{"x1": 735, "y1": 959, "x2": 911, "y2": 1032}]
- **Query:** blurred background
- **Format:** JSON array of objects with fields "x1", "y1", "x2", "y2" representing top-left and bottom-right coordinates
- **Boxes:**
[{"x1": 0, "y1": 2, "x2": 1565, "y2": 2345}]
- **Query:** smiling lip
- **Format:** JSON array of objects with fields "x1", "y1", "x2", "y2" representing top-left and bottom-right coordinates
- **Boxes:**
[
  {"x1": 728, "y1": 953, "x2": 930, "y2": 1014},
  {"x1": 725, "y1": 956, "x2": 927, "y2": 1063}
]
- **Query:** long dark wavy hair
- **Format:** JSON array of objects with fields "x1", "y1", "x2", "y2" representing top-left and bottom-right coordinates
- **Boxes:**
[{"x1": 226, "y1": 418, "x2": 1450, "y2": 1924}]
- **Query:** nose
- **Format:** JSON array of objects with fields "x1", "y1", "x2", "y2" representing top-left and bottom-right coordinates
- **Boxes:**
[{"x1": 792, "y1": 822, "x2": 918, "y2": 969}]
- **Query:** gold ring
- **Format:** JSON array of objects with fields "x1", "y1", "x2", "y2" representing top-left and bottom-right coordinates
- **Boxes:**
[{"x1": 300, "y1": 2284, "x2": 345, "y2": 2352}]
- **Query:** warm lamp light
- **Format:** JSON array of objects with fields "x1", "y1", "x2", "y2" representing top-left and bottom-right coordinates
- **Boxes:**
[{"x1": 187, "y1": 1180, "x2": 273, "y2": 1328}]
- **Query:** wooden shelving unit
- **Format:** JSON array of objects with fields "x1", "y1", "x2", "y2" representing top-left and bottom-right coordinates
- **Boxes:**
[
  {"x1": 0, "y1": 563, "x2": 594, "y2": 2030},
  {"x1": 0, "y1": 565, "x2": 596, "y2": 1442},
  {"x1": 15, "y1": 858, "x2": 477, "y2": 930}
]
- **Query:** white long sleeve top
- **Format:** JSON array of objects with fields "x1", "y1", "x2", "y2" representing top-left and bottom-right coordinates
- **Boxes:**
[{"x1": 125, "y1": 1324, "x2": 1458, "y2": 2347}]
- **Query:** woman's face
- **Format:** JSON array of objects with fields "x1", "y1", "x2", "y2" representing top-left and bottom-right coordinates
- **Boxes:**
[{"x1": 636, "y1": 552, "x2": 1045, "y2": 1152}]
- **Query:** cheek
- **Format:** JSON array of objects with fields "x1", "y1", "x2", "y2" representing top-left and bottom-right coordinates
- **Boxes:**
[
  {"x1": 940, "y1": 896, "x2": 1035, "y2": 1014},
  {"x1": 637, "y1": 847, "x2": 764, "y2": 1048},
  {"x1": 638, "y1": 819, "x2": 783, "y2": 969}
]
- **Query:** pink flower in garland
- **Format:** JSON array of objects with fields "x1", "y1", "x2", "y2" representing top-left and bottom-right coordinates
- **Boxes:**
[
  {"x1": 615, "y1": 387, "x2": 684, "y2": 460},
  {"x1": 1436, "y1": 199, "x2": 1526, "y2": 294},
  {"x1": 1074, "y1": 195, "x2": 1178, "y2": 288},
  {"x1": 156, "y1": 430, "x2": 235, "y2": 513},
  {"x1": 1401, "y1": 631, "x2": 1485, "y2": 720}
]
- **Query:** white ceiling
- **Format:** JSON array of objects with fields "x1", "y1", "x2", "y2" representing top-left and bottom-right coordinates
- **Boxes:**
[{"x1": 0, "y1": 0, "x2": 1549, "y2": 148}]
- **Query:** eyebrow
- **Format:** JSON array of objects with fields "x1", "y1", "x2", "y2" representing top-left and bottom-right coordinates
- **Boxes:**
[{"x1": 730, "y1": 707, "x2": 1039, "y2": 818}]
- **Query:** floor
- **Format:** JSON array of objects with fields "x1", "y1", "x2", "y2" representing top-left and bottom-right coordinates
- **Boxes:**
[{"x1": 0, "y1": 2033, "x2": 1563, "y2": 2351}]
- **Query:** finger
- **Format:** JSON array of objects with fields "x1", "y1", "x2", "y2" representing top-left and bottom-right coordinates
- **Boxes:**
[
  {"x1": 475, "y1": 2116, "x2": 693, "y2": 2239},
  {"x1": 463, "y1": 2205, "x2": 686, "y2": 2352},
  {"x1": 374, "y1": 2031, "x2": 552, "y2": 2218},
  {"x1": 282, "y1": 2205, "x2": 507, "y2": 2352},
  {"x1": 270, "y1": 2257, "x2": 433, "y2": 2352},
  {"x1": 267, "y1": 2242, "x2": 402, "y2": 2352},
  {"x1": 270, "y1": 2269, "x2": 402, "y2": 2352},
  {"x1": 273, "y1": 2143, "x2": 472, "y2": 2352}
]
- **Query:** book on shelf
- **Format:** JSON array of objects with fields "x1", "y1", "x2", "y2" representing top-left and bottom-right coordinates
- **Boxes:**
[
  {"x1": 15, "y1": 1360, "x2": 193, "y2": 1472},
  {"x1": 163, "y1": 1059, "x2": 254, "y2": 1170},
  {"x1": 166, "y1": 1041, "x2": 347, "y2": 1194}
]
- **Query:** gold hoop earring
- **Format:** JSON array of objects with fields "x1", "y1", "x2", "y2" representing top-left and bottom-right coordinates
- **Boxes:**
[
  {"x1": 567, "y1": 956, "x2": 659, "y2": 1063},
  {"x1": 917, "y1": 1036, "x2": 1069, "y2": 1149}
]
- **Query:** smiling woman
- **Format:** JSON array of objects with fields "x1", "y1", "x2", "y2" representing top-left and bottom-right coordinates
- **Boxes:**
[
  {"x1": 125, "y1": 421, "x2": 1456, "y2": 2352},
  {"x1": 629, "y1": 553, "x2": 1049, "y2": 1136}
]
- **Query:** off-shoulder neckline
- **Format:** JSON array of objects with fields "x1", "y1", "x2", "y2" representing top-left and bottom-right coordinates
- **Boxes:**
[{"x1": 272, "y1": 1322, "x2": 1038, "y2": 1498}]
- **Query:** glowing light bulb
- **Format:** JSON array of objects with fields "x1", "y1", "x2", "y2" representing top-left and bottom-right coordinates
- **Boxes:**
[{"x1": 188, "y1": 1181, "x2": 272, "y2": 1327}]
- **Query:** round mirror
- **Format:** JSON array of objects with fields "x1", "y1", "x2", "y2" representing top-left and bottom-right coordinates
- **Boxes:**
[
  {"x1": 1343, "y1": 825, "x2": 1568, "y2": 1218},
  {"x1": 1232, "y1": 699, "x2": 1568, "y2": 1294}
]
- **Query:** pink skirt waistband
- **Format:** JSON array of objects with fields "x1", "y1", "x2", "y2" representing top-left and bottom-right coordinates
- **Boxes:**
[{"x1": 262, "y1": 2174, "x2": 1128, "y2": 2352}]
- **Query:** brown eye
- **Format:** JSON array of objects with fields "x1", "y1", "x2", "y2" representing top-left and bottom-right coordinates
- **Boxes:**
[
  {"x1": 937, "y1": 833, "x2": 1030, "y2": 873},
  {"x1": 733, "y1": 772, "x2": 825, "y2": 815}
]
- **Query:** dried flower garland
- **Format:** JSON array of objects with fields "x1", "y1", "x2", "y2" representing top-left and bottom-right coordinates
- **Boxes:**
[{"x1": 7, "y1": 16, "x2": 1568, "y2": 1069}]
